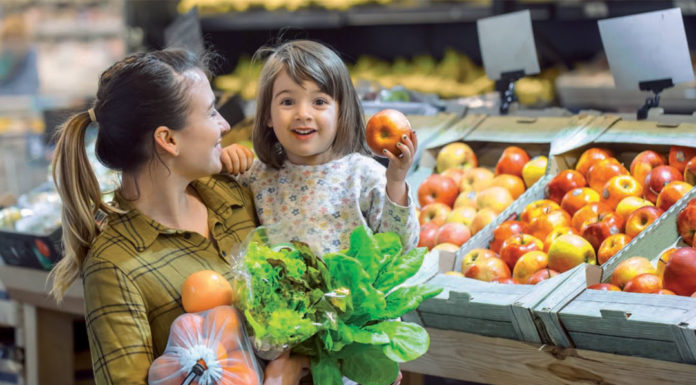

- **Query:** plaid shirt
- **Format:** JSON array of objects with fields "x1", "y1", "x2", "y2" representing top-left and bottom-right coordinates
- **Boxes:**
[{"x1": 82, "y1": 174, "x2": 258, "y2": 384}]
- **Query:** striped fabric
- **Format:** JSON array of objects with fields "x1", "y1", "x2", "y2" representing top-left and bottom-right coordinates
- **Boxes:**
[{"x1": 82, "y1": 174, "x2": 258, "y2": 384}]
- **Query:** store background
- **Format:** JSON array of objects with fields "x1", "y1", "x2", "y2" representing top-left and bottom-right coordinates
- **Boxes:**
[{"x1": 0, "y1": 0, "x2": 695, "y2": 384}]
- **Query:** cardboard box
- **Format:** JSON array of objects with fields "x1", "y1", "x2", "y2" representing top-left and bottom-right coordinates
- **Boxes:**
[{"x1": 527, "y1": 113, "x2": 696, "y2": 363}]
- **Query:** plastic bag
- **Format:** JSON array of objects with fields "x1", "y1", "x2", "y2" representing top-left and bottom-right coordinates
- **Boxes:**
[
  {"x1": 230, "y1": 226, "x2": 344, "y2": 360},
  {"x1": 148, "y1": 305, "x2": 262, "y2": 385}
]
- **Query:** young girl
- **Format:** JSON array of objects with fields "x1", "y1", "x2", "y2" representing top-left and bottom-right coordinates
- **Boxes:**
[{"x1": 221, "y1": 39, "x2": 418, "y2": 255}]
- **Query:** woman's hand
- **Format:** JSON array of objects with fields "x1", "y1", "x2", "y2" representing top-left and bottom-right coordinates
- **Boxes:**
[
  {"x1": 220, "y1": 144, "x2": 254, "y2": 174},
  {"x1": 263, "y1": 351, "x2": 310, "y2": 385},
  {"x1": 384, "y1": 132, "x2": 418, "y2": 206}
]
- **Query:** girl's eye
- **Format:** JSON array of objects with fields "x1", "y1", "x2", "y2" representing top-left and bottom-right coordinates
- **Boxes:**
[
  {"x1": 280, "y1": 98, "x2": 293, "y2": 106},
  {"x1": 315, "y1": 98, "x2": 329, "y2": 106}
]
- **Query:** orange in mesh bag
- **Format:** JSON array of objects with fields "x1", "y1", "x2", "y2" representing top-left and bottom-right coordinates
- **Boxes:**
[{"x1": 148, "y1": 306, "x2": 262, "y2": 385}]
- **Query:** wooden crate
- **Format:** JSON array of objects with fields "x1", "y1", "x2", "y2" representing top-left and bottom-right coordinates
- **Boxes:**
[{"x1": 528, "y1": 113, "x2": 696, "y2": 363}]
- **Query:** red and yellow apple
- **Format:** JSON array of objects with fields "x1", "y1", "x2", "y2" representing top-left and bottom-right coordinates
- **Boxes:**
[
  {"x1": 623, "y1": 273, "x2": 662, "y2": 294},
  {"x1": 436, "y1": 142, "x2": 477, "y2": 173},
  {"x1": 599, "y1": 175, "x2": 642, "y2": 210},
  {"x1": 446, "y1": 206, "x2": 477, "y2": 227},
  {"x1": 418, "y1": 203, "x2": 451, "y2": 226},
  {"x1": 571, "y1": 202, "x2": 612, "y2": 233},
  {"x1": 366, "y1": 109, "x2": 414, "y2": 157},
  {"x1": 453, "y1": 190, "x2": 477, "y2": 209},
  {"x1": 464, "y1": 256, "x2": 511, "y2": 282},
  {"x1": 560, "y1": 187, "x2": 600, "y2": 217},
  {"x1": 656, "y1": 181, "x2": 692, "y2": 211},
  {"x1": 527, "y1": 209, "x2": 571, "y2": 242},
  {"x1": 597, "y1": 233, "x2": 632, "y2": 265},
  {"x1": 656, "y1": 247, "x2": 677, "y2": 279},
  {"x1": 520, "y1": 199, "x2": 561, "y2": 224},
  {"x1": 435, "y1": 222, "x2": 471, "y2": 247},
  {"x1": 575, "y1": 147, "x2": 614, "y2": 177},
  {"x1": 543, "y1": 226, "x2": 579, "y2": 252},
  {"x1": 547, "y1": 233, "x2": 596, "y2": 273},
  {"x1": 461, "y1": 248, "x2": 498, "y2": 272},
  {"x1": 630, "y1": 150, "x2": 666, "y2": 186},
  {"x1": 476, "y1": 186, "x2": 514, "y2": 214},
  {"x1": 587, "y1": 283, "x2": 621, "y2": 291},
  {"x1": 499, "y1": 234, "x2": 544, "y2": 271},
  {"x1": 470, "y1": 208, "x2": 498, "y2": 235},
  {"x1": 433, "y1": 242, "x2": 460, "y2": 253},
  {"x1": 548, "y1": 170, "x2": 587, "y2": 204},
  {"x1": 624, "y1": 206, "x2": 663, "y2": 238},
  {"x1": 495, "y1": 146, "x2": 530, "y2": 178},
  {"x1": 582, "y1": 211, "x2": 625, "y2": 251},
  {"x1": 522, "y1": 155, "x2": 548, "y2": 188},
  {"x1": 490, "y1": 220, "x2": 528, "y2": 253},
  {"x1": 615, "y1": 196, "x2": 653, "y2": 221},
  {"x1": 418, "y1": 222, "x2": 440, "y2": 250},
  {"x1": 512, "y1": 250, "x2": 548, "y2": 284},
  {"x1": 677, "y1": 203, "x2": 696, "y2": 246},
  {"x1": 459, "y1": 167, "x2": 495, "y2": 193},
  {"x1": 644, "y1": 165, "x2": 683, "y2": 203},
  {"x1": 490, "y1": 174, "x2": 526, "y2": 199},
  {"x1": 586, "y1": 158, "x2": 629, "y2": 192},
  {"x1": 527, "y1": 268, "x2": 559, "y2": 284},
  {"x1": 418, "y1": 174, "x2": 459, "y2": 207},
  {"x1": 440, "y1": 168, "x2": 465, "y2": 188},
  {"x1": 610, "y1": 256, "x2": 656, "y2": 289},
  {"x1": 683, "y1": 156, "x2": 696, "y2": 185}
]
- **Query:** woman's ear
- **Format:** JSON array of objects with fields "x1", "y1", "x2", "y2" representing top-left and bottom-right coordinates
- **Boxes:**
[{"x1": 153, "y1": 126, "x2": 179, "y2": 156}]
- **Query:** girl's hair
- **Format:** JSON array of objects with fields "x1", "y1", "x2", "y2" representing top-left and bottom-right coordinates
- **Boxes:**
[
  {"x1": 252, "y1": 39, "x2": 367, "y2": 169},
  {"x1": 50, "y1": 49, "x2": 211, "y2": 300}
]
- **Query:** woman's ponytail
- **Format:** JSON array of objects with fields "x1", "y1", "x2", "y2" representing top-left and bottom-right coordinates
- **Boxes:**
[{"x1": 49, "y1": 112, "x2": 118, "y2": 300}]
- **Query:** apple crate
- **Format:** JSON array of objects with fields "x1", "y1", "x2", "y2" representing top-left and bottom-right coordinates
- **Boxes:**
[
  {"x1": 525, "y1": 113, "x2": 696, "y2": 363},
  {"x1": 405, "y1": 173, "x2": 589, "y2": 343}
]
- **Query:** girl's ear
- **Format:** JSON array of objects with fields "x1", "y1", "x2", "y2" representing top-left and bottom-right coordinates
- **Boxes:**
[{"x1": 153, "y1": 126, "x2": 179, "y2": 156}]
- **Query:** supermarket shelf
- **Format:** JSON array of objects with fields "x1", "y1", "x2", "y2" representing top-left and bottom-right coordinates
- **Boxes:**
[{"x1": 402, "y1": 328, "x2": 696, "y2": 385}]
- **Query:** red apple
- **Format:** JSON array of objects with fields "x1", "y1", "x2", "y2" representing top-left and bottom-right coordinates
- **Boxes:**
[
  {"x1": 586, "y1": 158, "x2": 629, "y2": 192},
  {"x1": 656, "y1": 181, "x2": 692, "y2": 211},
  {"x1": 435, "y1": 222, "x2": 471, "y2": 247},
  {"x1": 599, "y1": 175, "x2": 643, "y2": 210},
  {"x1": 630, "y1": 150, "x2": 666, "y2": 187},
  {"x1": 495, "y1": 146, "x2": 530, "y2": 178},
  {"x1": 561, "y1": 187, "x2": 600, "y2": 217},
  {"x1": 623, "y1": 273, "x2": 662, "y2": 294},
  {"x1": 575, "y1": 147, "x2": 614, "y2": 177},
  {"x1": 461, "y1": 248, "x2": 498, "y2": 272},
  {"x1": 548, "y1": 170, "x2": 587, "y2": 204},
  {"x1": 610, "y1": 256, "x2": 656, "y2": 289},
  {"x1": 418, "y1": 174, "x2": 459, "y2": 207},
  {"x1": 418, "y1": 203, "x2": 451, "y2": 226},
  {"x1": 662, "y1": 247, "x2": 696, "y2": 296},
  {"x1": 683, "y1": 156, "x2": 696, "y2": 185},
  {"x1": 436, "y1": 142, "x2": 477, "y2": 173},
  {"x1": 418, "y1": 222, "x2": 440, "y2": 250},
  {"x1": 365, "y1": 109, "x2": 414, "y2": 157},
  {"x1": 644, "y1": 165, "x2": 683, "y2": 203},
  {"x1": 527, "y1": 268, "x2": 559, "y2": 284},
  {"x1": 624, "y1": 206, "x2": 663, "y2": 238},
  {"x1": 656, "y1": 248, "x2": 677, "y2": 279},
  {"x1": 656, "y1": 289, "x2": 676, "y2": 295},
  {"x1": 581, "y1": 211, "x2": 624, "y2": 251},
  {"x1": 677, "y1": 203, "x2": 696, "y2": 246},
  {"x1": 464, "y1": 256, "x2": 511, "y2": 282},
  {"x1": 490, "y1": 220, "x2": 528, "y2": 253},
  {"x1": 499, "y1": 234, "x2": 544, "y2": 271},
  {"x1": 571, "y1": 202, "x2": 613, "y2": 233},
  {"x1": 597, "y1": 233, "x2": 632, "y2": 265},
  {"x1": 669, "y1": 146, "x2": 696, "y2": 173},
  {"x1": 588, "y1": 283, "x2": 621, "y2": 291}
]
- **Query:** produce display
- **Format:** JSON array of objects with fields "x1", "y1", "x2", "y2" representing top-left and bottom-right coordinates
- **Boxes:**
[{"x1": 415, "y1": 141, "x2": 547, "y2": 253}]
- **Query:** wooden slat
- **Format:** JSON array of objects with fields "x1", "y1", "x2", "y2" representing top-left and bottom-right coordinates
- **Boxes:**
[{"x1": 401, "y1": 328, "x2": 696, "y2": 385}]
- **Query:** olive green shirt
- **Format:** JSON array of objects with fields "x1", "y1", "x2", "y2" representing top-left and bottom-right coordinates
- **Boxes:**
[{"x1": 82, "y1": 174, "x2": 258, "y2": 385}]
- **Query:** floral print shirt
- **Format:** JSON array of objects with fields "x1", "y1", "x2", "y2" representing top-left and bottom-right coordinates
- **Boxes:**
[{"x1": 237, "y1": 152, "x2": 418, "y2": 254}]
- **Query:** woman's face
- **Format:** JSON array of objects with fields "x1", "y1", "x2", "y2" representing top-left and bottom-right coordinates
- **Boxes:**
[{"x1": 175, "y1": 69, "x2": 230, "y2": 179}]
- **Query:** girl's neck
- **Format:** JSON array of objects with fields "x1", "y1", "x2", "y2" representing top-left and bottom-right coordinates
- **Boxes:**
[{"x1": 120, "y1": 164, "x2": 199, "y2": 231}]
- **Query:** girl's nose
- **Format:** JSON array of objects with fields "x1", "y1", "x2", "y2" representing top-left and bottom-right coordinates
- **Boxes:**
[{"x1": 295, "y1": 102, "x2": 312, "y2": 121}]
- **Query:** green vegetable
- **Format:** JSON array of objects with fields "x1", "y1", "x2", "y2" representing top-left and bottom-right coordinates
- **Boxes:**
[{"x1": 235, "y1": 226, "x2": 442, "y2": 385}]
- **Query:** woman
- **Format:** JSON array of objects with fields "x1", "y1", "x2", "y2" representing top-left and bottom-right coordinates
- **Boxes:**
[{"x1": 49, "y1": 48, "x2": 306, "y2": 385}]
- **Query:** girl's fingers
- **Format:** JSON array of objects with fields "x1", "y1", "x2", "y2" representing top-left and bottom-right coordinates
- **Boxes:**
[
  {"x1": 229, "y1": 149, "x2": 241, "y2": 173},
  {"x1": 221, "y1": 150, "x2": 233, "y2": 172}
]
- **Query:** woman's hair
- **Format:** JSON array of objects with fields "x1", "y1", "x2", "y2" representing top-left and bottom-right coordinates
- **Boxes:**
[
  {"x1": 50, "y1": 49, "x2": 211, "y2": 300},
  {"x1": 252, "y1": 39, "x2": 367, "y2": 169}
]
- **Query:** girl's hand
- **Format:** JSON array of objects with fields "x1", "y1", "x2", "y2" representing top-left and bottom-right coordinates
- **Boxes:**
[
  {"x1": 221, "y1": 144, "x2": 254, "y2": 174},
  {"x1": 384, "y1": 132, "x2": 418, "y2": 206},
  {"x1": 263, "y1": 351, "x2": 310, "y2": 385}
]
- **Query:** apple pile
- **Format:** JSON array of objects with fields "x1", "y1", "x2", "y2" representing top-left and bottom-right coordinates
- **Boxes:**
[
  {"x1": 416, "y1": 142, "x2": 548, "y2": 253},
  {"x1": 446, "y1": 145, "x2": 696, "y2": 285}
]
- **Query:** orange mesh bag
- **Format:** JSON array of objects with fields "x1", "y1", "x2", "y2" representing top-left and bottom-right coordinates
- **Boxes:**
[{"x1": 148, "y1": 305, "x2": 262, "y2": 385}]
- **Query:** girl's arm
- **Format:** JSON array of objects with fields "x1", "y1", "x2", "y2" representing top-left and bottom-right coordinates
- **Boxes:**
[
  {"x1": 383, "y1": 133, "x2": 417, "y2": 206},
  {"x1": 221, "y1": 143, "x2": 255, "y2": 175},
  {"x1": 263, "y1": 351, "x2": 310, "y2": 385}
]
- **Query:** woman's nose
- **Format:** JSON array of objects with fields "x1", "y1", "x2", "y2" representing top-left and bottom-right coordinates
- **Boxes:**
[{"x1": 219, "y1": 117, "x2": 231, "y2": 134}]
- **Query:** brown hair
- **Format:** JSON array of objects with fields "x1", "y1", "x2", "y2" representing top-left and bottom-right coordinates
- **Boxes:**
[
  {"x1": 50, "y1": 49, "x2": 211, "y2": 300},
  {"x1": 252, "y1": 40, "x2": 367, "y2": 169}
]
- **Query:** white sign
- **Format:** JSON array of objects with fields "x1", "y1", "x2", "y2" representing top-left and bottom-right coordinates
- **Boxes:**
[
  {"x1": 477, "y1": 10, "x2": 540, "y2": 80},
  {"x1": 598, "y1": 8, "x2": 694, "y2": 90}
]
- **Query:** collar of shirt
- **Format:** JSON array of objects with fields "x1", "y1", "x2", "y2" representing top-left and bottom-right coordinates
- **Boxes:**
[{"x1": 106, "y1": 176, "x2": 245, "y2": 252}]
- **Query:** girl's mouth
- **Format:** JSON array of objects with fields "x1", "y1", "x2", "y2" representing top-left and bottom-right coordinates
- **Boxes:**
[{"x1": 291, "y1": 128, "x2": 317, "y2": 139}]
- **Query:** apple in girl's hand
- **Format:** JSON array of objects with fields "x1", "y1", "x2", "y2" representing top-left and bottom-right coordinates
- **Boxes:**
[{"x1": 365, "y1": 109, "x2": 414, "y2": 157}]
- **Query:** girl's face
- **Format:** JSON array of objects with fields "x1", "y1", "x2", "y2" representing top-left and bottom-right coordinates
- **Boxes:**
[
  {"x1": 269, "y1": 69, "x2": 339, "y2": 166},
  {"x1": 175, "y1": 69, "x2": 230, "y2": 179}
]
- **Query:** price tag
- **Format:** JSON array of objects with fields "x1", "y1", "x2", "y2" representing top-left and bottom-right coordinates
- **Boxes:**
[
  {"x1": 477, "y1": 10, "x2": 540, "y2": 80},
  {"x1": 598, "y1": 8, "x2": 694, "y2": 90}
]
